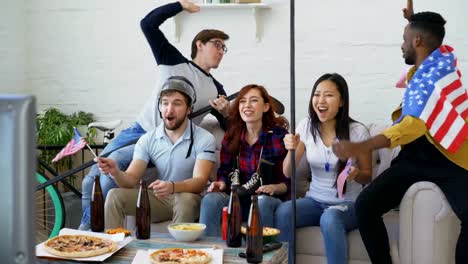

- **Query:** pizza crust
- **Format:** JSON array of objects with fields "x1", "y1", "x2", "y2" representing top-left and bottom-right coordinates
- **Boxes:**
[
  {"x1": 43, "y1": 235, "x2": 117, "y2": 258},
  {"x1": 150, "y1": 248, "x2": 211, "y2": 264}
]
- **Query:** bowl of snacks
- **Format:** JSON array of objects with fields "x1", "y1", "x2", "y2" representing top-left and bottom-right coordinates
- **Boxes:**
[
  {"x1": 168, "y1": 223, "x2": 206, "y2": 242},
  {"x1": 240, "y1": 226, "x2": 281, "y2": 243}
]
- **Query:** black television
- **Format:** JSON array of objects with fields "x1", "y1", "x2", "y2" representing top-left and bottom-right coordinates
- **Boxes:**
[{"x1": 0, "y1": 95, "x2": 35, "y2": 264}]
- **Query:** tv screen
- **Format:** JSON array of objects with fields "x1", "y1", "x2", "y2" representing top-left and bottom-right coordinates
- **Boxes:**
[{"x1": 0, "y1": 95, "x2": 35, "y2": 263}]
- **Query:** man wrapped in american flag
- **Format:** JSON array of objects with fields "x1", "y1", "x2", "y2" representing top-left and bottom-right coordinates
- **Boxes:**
[{"x1": 332, "y1": 2, "x2": 468, "y2": 263}]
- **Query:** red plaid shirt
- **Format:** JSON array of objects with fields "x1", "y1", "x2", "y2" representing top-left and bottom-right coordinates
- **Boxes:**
[{"x1": 217, "y1": 126, "x2": 290, "y2": 200}]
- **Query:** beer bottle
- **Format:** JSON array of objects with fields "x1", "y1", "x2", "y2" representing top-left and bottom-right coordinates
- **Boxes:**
[
  {"x1": 246, "y1": 195, "x2": 263, "y2": 263},
  {"x1": 227, "y1": 184, "x2": 242, "y2": 247},
  {"x1": 136, "y1": 179, "x2": 151, "y2": 239},
  {"x1": 91, "y1": 175, "x2": 104, "y2": 232}
]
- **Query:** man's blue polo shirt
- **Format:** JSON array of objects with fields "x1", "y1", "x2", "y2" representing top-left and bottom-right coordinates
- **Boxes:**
[{"x1": 133, "y1": 121, "x2": 216, "y2": 182}]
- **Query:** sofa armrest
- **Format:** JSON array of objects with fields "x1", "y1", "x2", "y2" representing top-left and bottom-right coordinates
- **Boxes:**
[{"x1": 399, "y1": 181, "x2": 460, "y2": 264}]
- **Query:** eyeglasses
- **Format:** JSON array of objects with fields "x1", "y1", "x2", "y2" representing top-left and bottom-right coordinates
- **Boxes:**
[{"x1": 208, "y1": 40, "x2": 228, "y2": 54}]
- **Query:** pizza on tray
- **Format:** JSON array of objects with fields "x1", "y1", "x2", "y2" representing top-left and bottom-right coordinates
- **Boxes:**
[
  {"x1": 43, "y1": 234, "x2": 118, "y2": 258},
  {"x1": 149, "y1": 248, "x2": 211, "y2": 264}
]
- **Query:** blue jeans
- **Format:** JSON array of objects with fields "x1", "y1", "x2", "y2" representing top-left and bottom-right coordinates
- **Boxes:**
[
  {"x1": 275, "y1": 197, "x2": 358, "y2": 264},
  {"x1": 199, "y1": 192, "x2": 282, "y2": 237},
  {"x1": 80, "y1": 122, "x2": 146, "y2": 226},
  {"x1": 258, "y1": 194, "x2": 282, "y2": 228}
]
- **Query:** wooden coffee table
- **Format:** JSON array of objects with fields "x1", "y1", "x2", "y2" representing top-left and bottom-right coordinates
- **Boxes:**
[{"x1": 36, "y1": 232, "x2": 288, "y2": 264}]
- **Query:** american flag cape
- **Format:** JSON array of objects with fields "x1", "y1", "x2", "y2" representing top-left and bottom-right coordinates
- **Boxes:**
[
  {"x1": 396, "y1": 45, "x2": 468, "y2": 153},
  {"x1": 52, "y1": 127, "x2": 87, "y2": 162}
]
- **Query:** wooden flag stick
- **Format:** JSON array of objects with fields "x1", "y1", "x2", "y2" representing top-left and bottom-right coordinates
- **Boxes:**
[{"x1": 86, "y1": 143, "x2": 98, "y2": 159}]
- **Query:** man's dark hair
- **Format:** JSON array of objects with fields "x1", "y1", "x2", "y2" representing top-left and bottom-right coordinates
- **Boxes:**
[
  {"x1": 408, "y1": 12, "x2": 446, "y2": 50},
  {"x1": 190, "y1": 29, "x2": 229, "y2": 59}
]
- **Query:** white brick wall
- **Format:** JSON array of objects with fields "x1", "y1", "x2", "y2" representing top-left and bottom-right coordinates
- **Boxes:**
[
  {"x1": 1, "y1": 0, "x2": 467, "y2": 134},
  {"x1": 1, "y1": 0, "x2": 27, "y2": 94}
]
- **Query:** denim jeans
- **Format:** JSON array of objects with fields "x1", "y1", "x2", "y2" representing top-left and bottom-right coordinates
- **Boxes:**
[
  {"x1": 258, "y1": 194, "x2": 282, "y2": 228},
  {"x1": 80, "y1": 122, "x2": 146, "y2": 227},
  {"x1": 275, "y1": 197, "x2": 358, "y2": 264},
  {"x1": 355, "y1": 136, "x2": 468, "y2": 264},
  {"x1": 199, "y1": 192, "x2": 283, "y2": 237}
]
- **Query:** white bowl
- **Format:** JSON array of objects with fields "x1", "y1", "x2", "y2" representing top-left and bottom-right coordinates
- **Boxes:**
[{"x1": 167, "y1": 223, "x2": 206, "y2": 242}]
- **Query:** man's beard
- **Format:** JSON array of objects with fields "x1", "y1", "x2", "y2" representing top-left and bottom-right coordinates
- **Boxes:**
[
  {"x1": 404, "y1": 56, "x2": 415, "y2": 65},
  {"x1": 164, "y1": 116, "x2": 186, "y2": 131},
  {"x1": 404, "y1": 49, "x2": 416, "y2": 65}
]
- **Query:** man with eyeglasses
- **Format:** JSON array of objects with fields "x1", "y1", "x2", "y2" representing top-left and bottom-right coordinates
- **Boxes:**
[
  {"x1": 139, "y1": 0, "x2": 231, "y2": 130},
  {"x1": 77, "y1": 0, "x2": 230, "y2": 231}
]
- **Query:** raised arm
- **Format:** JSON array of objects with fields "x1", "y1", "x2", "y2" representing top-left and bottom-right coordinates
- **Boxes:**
[
  {"x1": 402, "y1": 0, "x2": 414, "y2": 20},
  {"x1": 140, "y1": 1, "x2": 199, "y2": 65}
]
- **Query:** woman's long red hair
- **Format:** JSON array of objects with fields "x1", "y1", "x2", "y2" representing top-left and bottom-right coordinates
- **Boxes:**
[{"x1": 225, "y1": 84, "x2": 288, "y2": 154}]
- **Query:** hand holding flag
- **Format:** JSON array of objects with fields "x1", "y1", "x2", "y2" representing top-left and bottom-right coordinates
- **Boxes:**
[{"x1": 52, "y1": 127, "x2": 97, "y2": 162}]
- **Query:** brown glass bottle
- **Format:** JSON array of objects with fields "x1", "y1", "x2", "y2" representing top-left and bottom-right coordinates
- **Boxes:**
[
  {"x1": 227, "y1": 184, "x2": 242, "y2": 247},
  {"x1": 91, "y1": 175, "x2": 104, "y2": 232},
  {"x1": 246, "y1": 195, "x2": 263, "y2": 263},
  {"x1": 136, "y1": 179, "x2": 151, "y2": 239}
]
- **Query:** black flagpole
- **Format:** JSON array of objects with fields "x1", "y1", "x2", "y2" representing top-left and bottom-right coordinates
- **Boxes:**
[{"x1": 289, "y1": 0, "x2": 296, "y2": 264}]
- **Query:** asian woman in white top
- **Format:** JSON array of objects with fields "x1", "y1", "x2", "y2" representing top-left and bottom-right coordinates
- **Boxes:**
[{"x1": 275, "y1": 73, "x2": 372, "y2": 264}]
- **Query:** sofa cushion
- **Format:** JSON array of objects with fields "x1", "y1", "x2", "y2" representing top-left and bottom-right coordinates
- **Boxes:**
[{"x1": 296, "y1": 227, "x2": 367, "y2": 260}]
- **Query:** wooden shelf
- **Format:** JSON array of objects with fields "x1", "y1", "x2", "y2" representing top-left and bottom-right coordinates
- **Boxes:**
[{"x1": 173, "y1": 3, "x2": 271, "y2": 42}]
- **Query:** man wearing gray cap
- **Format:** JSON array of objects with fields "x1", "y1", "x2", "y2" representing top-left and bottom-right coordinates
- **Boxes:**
[{"x1": 96, "y1": 76, "x2": 217, "y2": 228}]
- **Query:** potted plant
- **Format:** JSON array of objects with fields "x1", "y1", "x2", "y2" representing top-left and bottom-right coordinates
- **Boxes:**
[{"x1": 36, "y1": 107, "x2": 97, "y2": 187}]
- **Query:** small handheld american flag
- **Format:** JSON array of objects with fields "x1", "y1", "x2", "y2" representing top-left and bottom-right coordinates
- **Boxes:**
[{"x1": 51, "y1": 127, "x2": 87, "y2": 162}]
